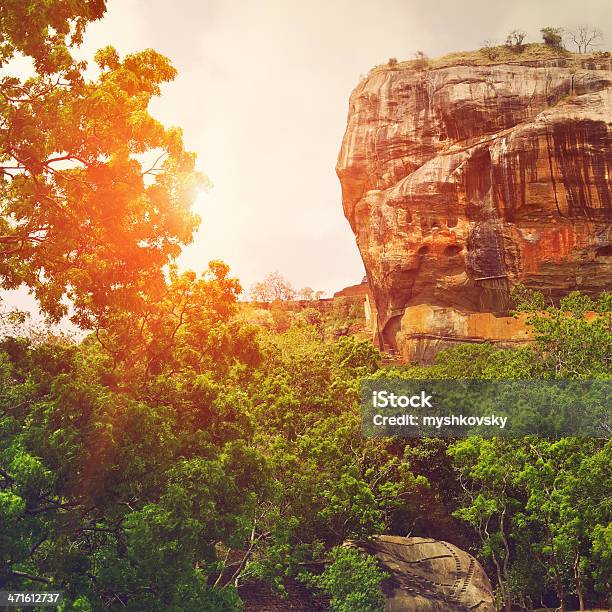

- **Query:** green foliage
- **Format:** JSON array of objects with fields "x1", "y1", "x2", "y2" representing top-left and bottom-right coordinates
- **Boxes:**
[
  {"x1": 591, "y1": 523, "x2": 612, "y2": 596},
  {"x1": 239, "y1": 295, "x2": 366, "y2": 341},
  {"x1": 324, "y1": 297, "x2": 365, "y2": 339},
  {"x1": 0, "y1": 335, "x2": 262, "y2": 609},
  {"x1": 512, "y1": 285, "x2": 611, "y2": 378},
  {"x1": 298, "y1": 546, "x2": 387, "y2": 612},
  {"x1": 449, "y1": 437, "x2": 612, "y2": 610},
  {"x1": 1, "y1": 282, "x2": 610, "y2": 610},
  {"x1": 541, "y1": 27, "x2": 564, "y2": 47},
  {"x1": 296, "y1": 307, "x2": 323, "y2": 336},
  {"x1": 0, "y1": 0, "x2": 106, "y2": 74},
  {"x1": 0, "y1": 291, "x2": 407, "y2": 609},
  {"x1": 91, "y1": 260, "x2": 254, "y2": 388},
  {"x1": 379, "y1": 342, "x2": 537, "y2": 380}
]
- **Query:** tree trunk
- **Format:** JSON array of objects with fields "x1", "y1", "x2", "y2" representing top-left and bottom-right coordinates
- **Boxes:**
[
  {"x1": 546, "y1": 526, "x2": 565, "y2": 612},
  {"x1": 499, "y1": 509, "x2": 512, "y2": 612},
  {"x1": 556, "y1": 575, "x2": 566, "y2": 612},
  {"x1": 573, "y1": 550, "x2": 585, "y2": 611},
  {"x1": 491, "y1": 555, "x2": 511, "y2": 612}
]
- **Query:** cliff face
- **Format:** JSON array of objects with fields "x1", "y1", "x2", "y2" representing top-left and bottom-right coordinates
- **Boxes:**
[{"x1": 337, "y1": 53, "x2": 612, "y2": 358}]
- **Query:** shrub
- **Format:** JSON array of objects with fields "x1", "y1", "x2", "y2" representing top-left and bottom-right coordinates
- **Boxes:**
[
  {"x1": 388, "y1": 57, "x2": 398, "y2": 67},
  {"x1": 541, "y1": 27, "x2": 564, "y2": 48},
  {"x1": 299, "y1": 546, "x2": 388, "y2": 612},
  {"x1": 505, "y1": 30, "x2": 527, "y2": 52},
  {"x1": 270, "y1": 307, "x2": 292, "y2": 333},
  {"x1": 413, "y1": 50, "x2": 429, "y2": 70},
  {"x1": 297, "y1": 307, "x2": 324, "y2": 336},
  {"x1": 480, "y1": 39, "x2": 499, "y2": 60}
]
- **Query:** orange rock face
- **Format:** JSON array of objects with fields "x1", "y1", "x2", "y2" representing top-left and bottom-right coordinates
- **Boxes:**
[{"x1": 337, "y1": 55, "x2": 612, "y2": 356}]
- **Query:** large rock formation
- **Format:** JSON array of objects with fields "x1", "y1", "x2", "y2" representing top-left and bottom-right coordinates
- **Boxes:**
[
  {"x1": 337, "y1": 50, "x2": 612, "y2": 359},
  {"x1": 348, "y1": 535, "x2": 495, "y2": 611}
]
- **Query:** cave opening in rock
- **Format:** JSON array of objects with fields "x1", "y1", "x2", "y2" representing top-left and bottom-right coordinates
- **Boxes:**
[{"x1": 444, "y1": 245, "x2": 463, "y2": 257}]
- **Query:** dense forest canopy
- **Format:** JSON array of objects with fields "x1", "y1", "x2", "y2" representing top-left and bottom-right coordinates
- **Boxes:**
[{"x1": 0, "y1": 3, "x2": 610, "y2": 611}]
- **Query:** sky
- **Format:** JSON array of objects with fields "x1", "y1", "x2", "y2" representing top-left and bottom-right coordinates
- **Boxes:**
[{"x1": 2, "y1": 0, "x2": 611, "y2": 320}]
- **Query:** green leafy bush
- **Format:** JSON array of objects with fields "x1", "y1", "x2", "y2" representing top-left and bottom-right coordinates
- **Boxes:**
[
  {"x1": 541, "y1": 27, "x2": 564, "y2": 48},
  {"x1": 298, "y1": 546, "x2": 388, "y2": 612}
]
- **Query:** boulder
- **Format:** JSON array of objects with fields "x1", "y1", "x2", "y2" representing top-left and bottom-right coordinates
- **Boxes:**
[
  {"x1": 347, "y1": 535, "x2": 495, "y2": 612},
  {"x1": 337, "y1": 52, "x2": 612, "y2": 359}
]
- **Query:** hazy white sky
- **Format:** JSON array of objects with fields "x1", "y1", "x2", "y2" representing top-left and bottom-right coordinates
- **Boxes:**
[{"x1": 3, "y1": 0, "x2": 611, "y2": 314}]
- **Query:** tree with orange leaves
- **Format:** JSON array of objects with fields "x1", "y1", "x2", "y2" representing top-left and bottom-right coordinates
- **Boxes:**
[{"x1": 0, "y1": 1, "x2": 205, "y2": 328}]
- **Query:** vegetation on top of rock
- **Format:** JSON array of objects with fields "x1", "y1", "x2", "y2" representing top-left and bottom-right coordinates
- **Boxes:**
[
  {"x1": 541, "y1": 26, "x2": 565, "y2": 48},
  {"x1": 505, "y1": 29, "x2": 527, "y2": 51},
  {"x1": 375, "y1": 41, "x2": 608, "y2": 75}
]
